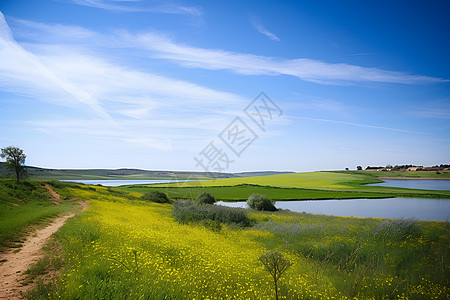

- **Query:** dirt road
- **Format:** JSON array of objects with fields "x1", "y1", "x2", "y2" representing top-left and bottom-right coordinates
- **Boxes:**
[{"x1": 0, "y1": 185, "x2": 87, "y2": 299}]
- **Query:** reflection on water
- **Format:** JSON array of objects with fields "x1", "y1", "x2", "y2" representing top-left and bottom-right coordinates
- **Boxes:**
[
  {"x1": 367, "y1": 179, "x2": 450, "y2": 190},
  {"x1": 216, "y1": 198, "x2": 450, "y2": 221}
]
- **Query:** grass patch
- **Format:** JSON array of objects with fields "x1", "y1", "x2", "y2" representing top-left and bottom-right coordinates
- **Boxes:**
[
  {"x1": 25, "y1": 185, "x2": 449, "y2": 299},
  {"x1": 151, "y1": 171, "x2": 367, "y2": 189},
  {"x1": 0, "y1": 180, "x2": 79, "y2": 250},
  {"x1": 120, "y1": 183, "x2": 449, "y2": 201}
]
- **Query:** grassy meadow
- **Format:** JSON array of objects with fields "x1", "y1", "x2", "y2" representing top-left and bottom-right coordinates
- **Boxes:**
[
  {"x1": 0, "y1": 180, "x2": 79, "y2": 250},
  {"x1": 121, "y1": 171, "x2": 450, "y2": 200},
  {"x1": 1, "y1": 172, "x2": 449, "y2": 299},
  {"x1": 13, "y1": 180, "x2": 448, "y2": 299}
]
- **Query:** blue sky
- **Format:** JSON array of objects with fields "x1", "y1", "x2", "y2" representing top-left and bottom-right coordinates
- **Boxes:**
[{"x1": 0, "y1": 0, "x2": 449, "y2": 172}]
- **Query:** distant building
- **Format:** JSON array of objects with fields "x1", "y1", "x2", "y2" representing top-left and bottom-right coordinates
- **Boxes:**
[
  {"x1": 407, "y1": 167, "x2": 419, "y2": 171},
  {"x1": 422, "y1": 167, "x2": 441, "y2": 171},
  {"x1": 365, "y1": 166, "x2": 385, "y2": 171}
]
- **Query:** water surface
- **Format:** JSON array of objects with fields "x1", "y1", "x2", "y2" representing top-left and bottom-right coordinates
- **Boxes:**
[
  {"x1": 216, "y1": 198, "x2": 450, "y2": 221},
  {"x1": 367, "y1": 179, "x2": 450, "y2": 190}
]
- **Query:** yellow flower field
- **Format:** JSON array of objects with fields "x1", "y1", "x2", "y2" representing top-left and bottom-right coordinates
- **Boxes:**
[{"x1": 37, "y1": 184, "x2": 448, "y2": 299}]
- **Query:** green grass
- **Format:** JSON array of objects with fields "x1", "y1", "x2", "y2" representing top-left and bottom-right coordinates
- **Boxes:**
[
  {"x1": 121, "y1": 184, "x2": 396, "y2": 200},
  {"x1": 25, "y1": 184, "x2": 449, "y2": 299},
  {"x1": 121, "y1": 171, "x2": 450, "y2": 200},
  {"x1": 0, "y1": 179, "x2": 79, "y2": 250},
  {"x1": 154, "y1": 172, "x2": 367, "y2": 189}
]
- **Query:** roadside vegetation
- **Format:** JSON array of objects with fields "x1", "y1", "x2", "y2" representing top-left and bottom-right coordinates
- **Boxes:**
[
  {"x1": 0, "y1": 180, "x2": 78, "y2": 250},
  {"x1": 18, "y1": 181, "x2": 448, "y2": 299}
]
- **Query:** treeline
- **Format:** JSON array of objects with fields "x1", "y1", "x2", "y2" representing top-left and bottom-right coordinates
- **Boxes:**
[{"x1": 362, "y1": 164, "x2": 449, "y2": 171}]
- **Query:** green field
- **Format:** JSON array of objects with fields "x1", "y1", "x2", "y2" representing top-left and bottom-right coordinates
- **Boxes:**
[
  {"x1": 21, "y1": 183, "x2": 449, "y2": 299},
  {"x1": 2, "y1": 173, "x2": 449, "y2": 299},
  {"x1": 121, "y1": 184, "x2": 396, "y2": 200},
  {"x1": 122, "y1": 171, "x2": 450, "y2": 200},
  {"x1": 156, "y1": 172, "x2": 369, "y2": 189}
]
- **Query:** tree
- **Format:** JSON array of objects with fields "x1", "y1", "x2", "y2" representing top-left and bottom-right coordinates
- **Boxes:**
[
  {"x1": 356, "y1": 166, "x2": 362, "y2": 171},
  {"x1": 1, "y1": 146, "x2": 26, "y2": 184},
  {"x1": 196, "y1": 192, "x2": 216, "y2": 204},
  {"x1": 247, "y1": 193, "x2": 277, "y2": 211},
  {"x1": 259, "y1": 251, "x2": 292, "y2": 300},
  {"x1": 141, "y1": 191, "x2": 171, "y2": 203}
]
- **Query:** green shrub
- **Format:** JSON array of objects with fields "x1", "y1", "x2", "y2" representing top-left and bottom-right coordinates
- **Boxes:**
[
  {"x1": 173, "y1": 200, "x2": 252, "y2": 227},
  {"x1": 247, "y1": 193, "x2": 277, "y2": 211},
  {"x1": 141, "y1": 191, "x2": 171, "y2": 204},
  {"x1": 200, "y1": 219, "x2": 222, "y2": 232},
  {"x1": 196, "y1": 192, "x2": 215, "y2": 204}
]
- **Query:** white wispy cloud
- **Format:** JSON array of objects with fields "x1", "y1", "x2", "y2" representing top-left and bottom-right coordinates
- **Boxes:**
[
  {"x1": 127, "y1": 32, "x2": 447, "y2": 85},
  {"x1": 0, "y1": 13, "x2": 112, "y2": 121},
  {"x1": 69, "y1": 0, "x2": 202, "y2": 16},
  {"x1": 9, "y1": 18, "x2": 447, "y2": 85},
  {"x1": 409, "y1": 101, "x2": 450, "y2": 119},
  {"x1": 291, "y1": 116, "x2": 428, "y2": 134},
  {"x1": 285, "y1": 96, "x2": 349, "y2": 116},
  {"x1": 0, "y1": 13, "x2": 244, "y2": 109},
  {"x1": 1, "y1": 12, "x2": 445, "y2": 155},
  {"x1": 250, "y1": 16, "x2": 280, "y2": 42},
  {"x1": 0, "y1": 12, "x2": 245, "y2": 151}
]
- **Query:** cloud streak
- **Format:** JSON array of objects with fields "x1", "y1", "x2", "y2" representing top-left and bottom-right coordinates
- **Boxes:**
[
  {"x1": 0, "y1": 12, "x2": 112, "y2": 121},
  {"x1": 250, "y1": 16, "x2": 280, "y2": 41},
  {"x1": 409, "y1": 101, "x2": 450, "y2": 119},
  {"x1": 292, "y1": 116, "x2": 428, "y2": 134},
  {"x1": 128, "y1": 32, "x2": 447, "y2": 85},
  {"x1": 0, "y1": 12, "x2": 245, "y2": 151},
  {"x1": 9, "y1": 17, "x2": 447, "y2": 86},
  {"x1": 69, "y1": 0, "x2": 202, "y2": 16}
]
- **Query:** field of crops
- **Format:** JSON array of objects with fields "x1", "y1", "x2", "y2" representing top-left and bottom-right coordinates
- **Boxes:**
[
  {"x1": 123, "y1": 172, "x2": 450, "y2": 200},
  {"x1": 26, "y1": 183, "x2": 449, "y2": 299},
  {"x1": 122, "y1": 184, "x2": 395, "y2": 200},
  {"x1": 153, "y1": 172, "x2": 365, "y2": 189}
]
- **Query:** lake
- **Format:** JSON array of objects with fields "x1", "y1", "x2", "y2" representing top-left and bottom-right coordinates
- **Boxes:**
[
  {"x1": 367, "y1": 179, "x2": 450, "y2": 190},
  {"x1": 216, "y1": 198, "x2": 450, "y2": 221},
  {"x1": 60, "y1": 179, "x2": 199, "y2": 187}
]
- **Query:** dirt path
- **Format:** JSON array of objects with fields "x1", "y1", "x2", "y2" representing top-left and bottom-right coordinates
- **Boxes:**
[
  {"x1": 41, "y1": 183, "x2": 61, "y2": 204},
  {"x1": 0, "y1": 186, "x2": 87, "y2": 299}
]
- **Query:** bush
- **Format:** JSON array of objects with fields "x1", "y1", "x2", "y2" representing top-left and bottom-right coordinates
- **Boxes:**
[
  {"x1": 196, "y1": 192, "x2": 215, "y2": 204},
  {"x1": 247, "y1": 193, "x2": 277, "y2": 211},
  {"x1": 200, "y1": 219, "x2": 222, "y2": 232},
  {"x1": 141, "y1": 191, "x2": 171, "y2": 204},
  {"x1": 173, "y1": 200, "x2": 252, "y2": 227}
]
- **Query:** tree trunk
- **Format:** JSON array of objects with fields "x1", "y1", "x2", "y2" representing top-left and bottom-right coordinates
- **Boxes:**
[
  {"x1": 274, "y1": 278, "x2": 278, "y2": 300},
  {"x1": 15, "y1": 167, "x2": 20, "y2": 184}
]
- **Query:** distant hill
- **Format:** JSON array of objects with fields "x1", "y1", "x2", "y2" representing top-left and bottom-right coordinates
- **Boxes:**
[{"x1": 0, "y1": 163, "x2": 293, "y2": 180}]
